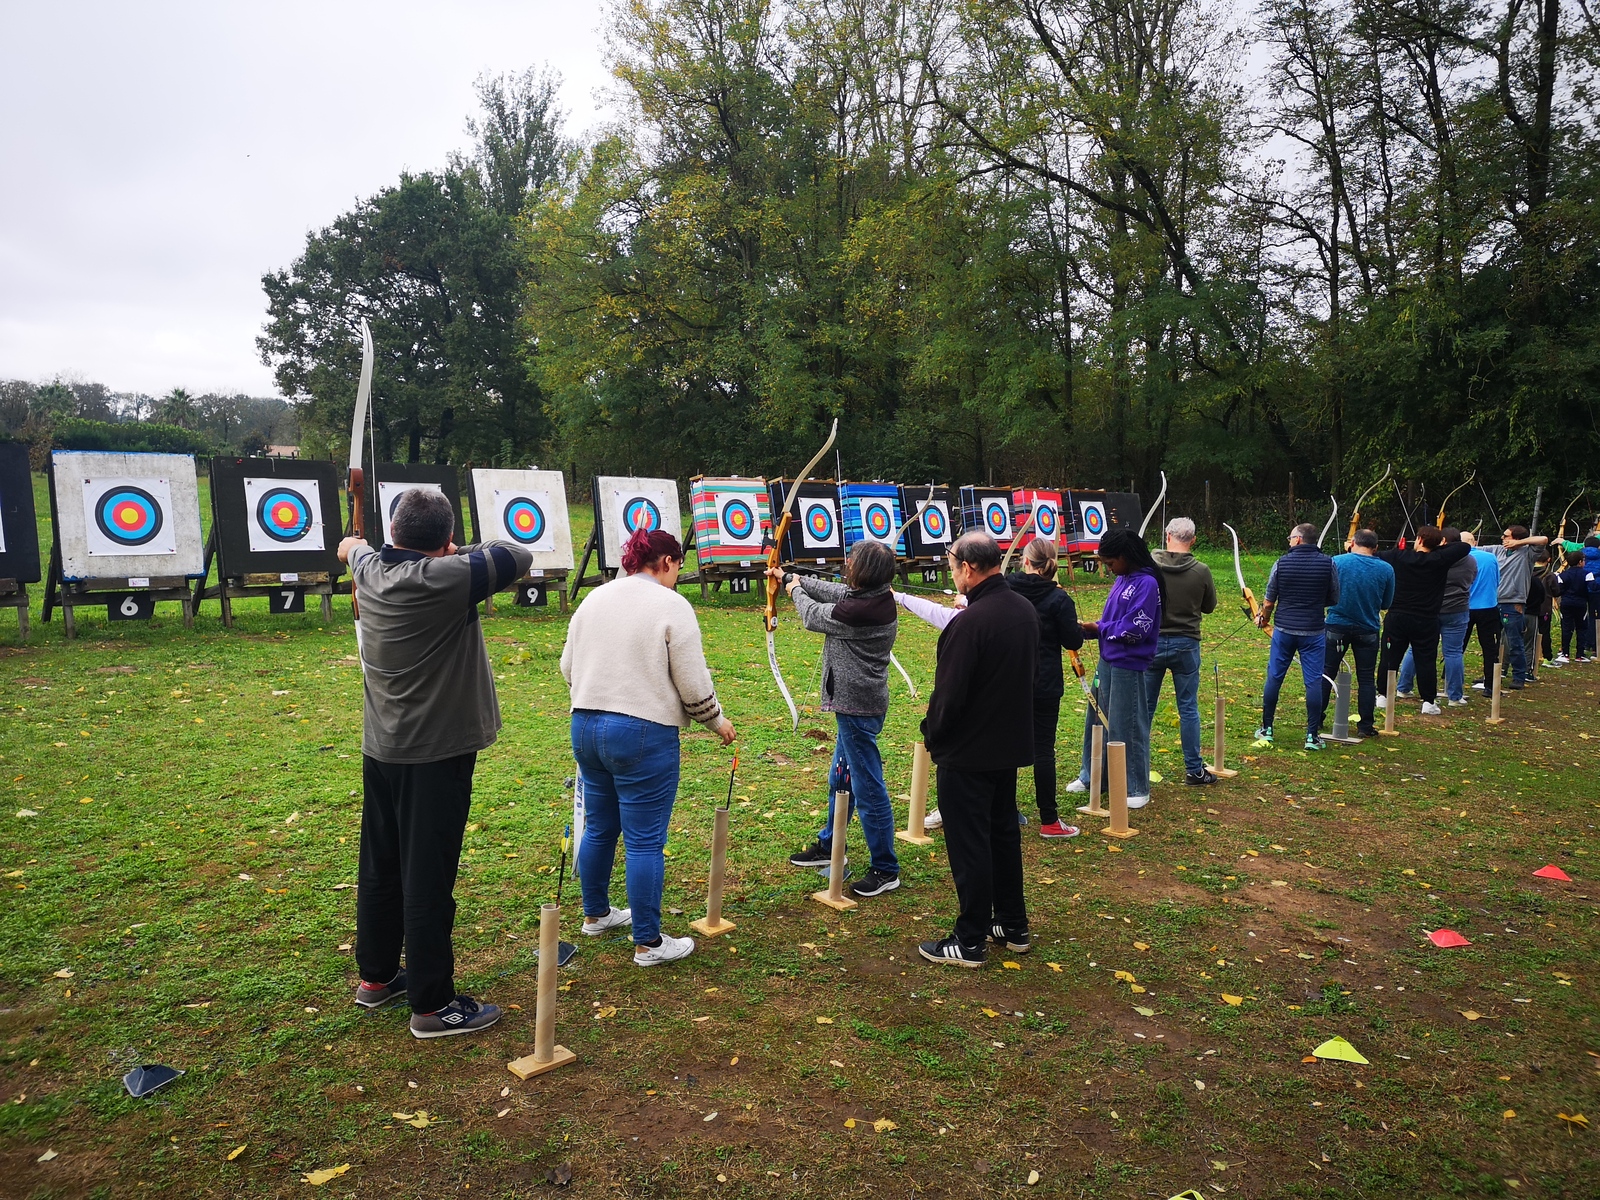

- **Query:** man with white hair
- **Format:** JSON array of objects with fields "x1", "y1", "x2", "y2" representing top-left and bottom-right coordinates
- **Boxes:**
[{"x1": 1147, "y1": 517, "x2": 1218, "y2": 784}]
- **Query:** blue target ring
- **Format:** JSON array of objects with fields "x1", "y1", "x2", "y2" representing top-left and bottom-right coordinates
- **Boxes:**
[
  {"x1": 1083, "y1": 506, "x2": 1105, "y2": 535},
  {"x1": 922, "y1": 506, "x2": 947, "y2": 539},
  {"x1": 95, "y1": 486, "x2": 164, "y2": 546},
  {"x1": 501, "y1": 496, "x2": 547, "y2": 545},
  {"x1": 622, "y1": 497, "x2": 662, "y2": 533},
  {"x1": 864, "y1": 501, "x2": 893, "y2": 538},
  {"x1": 985, "y1": 503, "x2": 1009, "y2": 536},
  {"x1": 806, "y1": 503, "x2": 835, "y2": 542},
  {"x1": 1036, "y1": 505, "x2": 1057, "y2": 537},
  {"x1": 255, "y1": 486, "x2": 315, "y2": 543},
  {"x1": 722, "y1": 498, "x2": 755, "y2": 539}
]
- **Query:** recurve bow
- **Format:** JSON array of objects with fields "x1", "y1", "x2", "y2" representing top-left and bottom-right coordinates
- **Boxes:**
[
  {"x1": 1137, "y1": 470, "x2": 1168, "y2": 539},
  {"x1": 1345, "y1": 463, "x2": 1393, "y2": 546},
  {"x1": 764, "y1": 419, "x2": 839, "y2": 731},
  {"x1": 1434, "y1": 470, "x2": 1475, "y2": 531},
  {"x1": 1316, "y1": 494, "x2": 1338, "y2": 549},
  {"x1": 1223, "y1": 522, "x2": 1270, "y2": 632},
  {"x1": 1000, "y1": 495, "x2": 1040, "y2": 575},
  {"x1": 1555, "y1": 489, "x2": 1586, "y2": 551},
  {"x1": 347, "y1": 319, "x2": 374, "y2": 658}
]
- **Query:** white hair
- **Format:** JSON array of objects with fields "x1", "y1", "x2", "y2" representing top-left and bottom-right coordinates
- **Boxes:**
[{"x1": 1164, "y1": 517, "x2": 1197, "y2": 544}]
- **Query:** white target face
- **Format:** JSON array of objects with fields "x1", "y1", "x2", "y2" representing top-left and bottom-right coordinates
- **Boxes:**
[
  {"x1": 377, "y1": 481, "x2": 445, "y2": 545},
  {"x1": 1077, "y1": 499, "x2": 1107, "y2": 542},
  {"x1": 242, "y1": 476, "x2": 326, "y2": 553},
  {"x1": 82, "y1": 477, "x2": 177, "y2": 557},
  {"x1": 1030, "y1": 500, "x2": 1060, "y2": 543},
  {"x1": 915, "y1": 500, "x2": 951, "y2": 546},
  {"x1": 714, "y1": 493, "x2": 763, "y2": 546},
  {"x1": 982, "y1": 497, "x2": 1013, "y2": 540},
  {"x1": 0, "y1": 492, "x2": 6, "y2": 553},
  {"x1": 491, "y1": 488, "x2": 556, "y2": 552},
  {"x1": 856, "y1": 497, "x2": 898, "y2": 544},
  {"x1": 800, "y1": 497, "x2": 839, "y2": 549}
]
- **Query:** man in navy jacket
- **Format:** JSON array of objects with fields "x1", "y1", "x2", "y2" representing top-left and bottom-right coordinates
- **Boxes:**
[{"x1": 1253, "y1": 523, "x2": 1339, "y2": 751}]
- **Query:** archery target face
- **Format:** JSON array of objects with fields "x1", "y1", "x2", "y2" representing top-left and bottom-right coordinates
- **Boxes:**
[
  {"x1": 82, "y1": 477, "x2": 177, "y2": 556},
  {"x1": 242, "y1": 476, "x2": 325, "y2": 553},
  {"x1": 1033, "y1": 500, "x2": 1059, "y2": 540},
  {"x1": 857, "y1": 497, "x2": 897, "y2": 544},
  {"x1": 714, "y1": 493, "x2": 762, "y2": 546},
  {"x1": 917, "y1": 501, "x2": 951, "y2": 545},
  {"x1": 377, "y1": 481, "x2": 446, "y2": 545},
  {"x1": 492, "y1": 489, "x2": 555, "y2": 552},
  {"x1": 620, "y1": 494, "x2": 665, "y2": 534},
  {"x1": 982, "y1": 497, "x2": 1012, "y2": 540},
  {"x1": 1077, "y1": 499, "x2": 1107, "y2": 541},
  {"x1": 801, "y1": 497, "x2": 839, "y2": 549}
]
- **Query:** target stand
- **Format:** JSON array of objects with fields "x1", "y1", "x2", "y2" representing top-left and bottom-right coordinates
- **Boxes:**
[
  {"x1": 0, "y1": 579, "x2": 29, "y2": 643},
  {"x1": 196, "y1": 457, "x2": 346, "y2": 626},
  {"x1": 0, "y1": 442, "x2": 42, "y2": 643},
  {"x1": 468, "y1": 469, "x2": 575, "y2": 615},
  {"x1": 42, "y1": 451, "x2": 205, "y2": 638}
]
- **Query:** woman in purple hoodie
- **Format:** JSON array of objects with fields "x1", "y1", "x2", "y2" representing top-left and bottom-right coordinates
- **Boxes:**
[{"x1": 1074, "y1": 530, "x2": 1165, "y2": 808}]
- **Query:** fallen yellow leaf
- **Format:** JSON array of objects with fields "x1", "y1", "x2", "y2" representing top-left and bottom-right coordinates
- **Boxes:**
[
  {"x1": 1002, "y1": 961, "x2": 1022, "y2": 970},
  {"x1": 1130, "y1": 984, "x2": 1146, "y2": 994},
  {"x1": 1133, "y1": 942, "x2": 1150, "y2": 951},
  {"x1": 1027, "y1": 1169, "x2": 1041, "y2": 1185},
  {"x1": 815, "y1": 1016, "x2": 834, "y2": 1024},
  {"x1": 1220, "y1": 994, "x2": 1244, "y2": 1006},
  {"x1": 1113, "y1": 970, "x2": 1137, "y2": 982},
  {"x1": 1558, "y1": 1112, "x2": 1589, "y2": 1130},
  {"x1": 844, "y1": 1118, "x2": 857, "y2": 1129},
  {"x1": 1503, "y1": 1110, "x2": 1516, "y2": 1119},
  {"x1": 1046, "y1": 962, "x2": 1062, "y2": 972},
  {"x1": 981, "y1": 1007, "x2": 1001, "y2": 1018},
  {"x1": 1459, "y1": 1010, "x2": 1483, "y2": 1021},
  {"x1": 873, "y1": 1117, "x2": 898, "y2": 1133},
  {"x1": 302, "y1": 1164, "x2": 351, "y2": 1186},
  {"x1": 227, "y1": 1145, "x2": 247, "y2": 1161}
]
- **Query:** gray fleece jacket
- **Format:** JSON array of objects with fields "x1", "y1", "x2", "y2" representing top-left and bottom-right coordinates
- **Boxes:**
[{"x1": 788, "y1": 577, "x2": 898, "y2": 716}]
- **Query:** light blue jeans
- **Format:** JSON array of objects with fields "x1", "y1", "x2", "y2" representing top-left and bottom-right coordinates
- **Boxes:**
[
  {"x1": 815, "y1": 712, "x2": 899, "y2": 875},
  {"x1": 1077, "y1": 663, "x2": 1152, "y2": 796},
  {"x1": 573, "y1": 710, "x2": 680, "y2": 945},
  {"x1": 1143, "y1": 635, "x2": 1204, "y2": 775},
  {"x1": 1397, "y1": 611, "x2": 1470, "y2": 701}
]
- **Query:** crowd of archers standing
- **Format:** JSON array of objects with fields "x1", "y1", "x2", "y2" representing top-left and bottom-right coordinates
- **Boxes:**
[{"x1": 332, "y1": 487, "x2": 1598, "y2": 1034}]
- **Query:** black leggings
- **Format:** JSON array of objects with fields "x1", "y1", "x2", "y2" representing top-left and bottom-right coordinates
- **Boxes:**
[{"x1": 1032, "y1": 695, "x2": 1061, "y2": 825}]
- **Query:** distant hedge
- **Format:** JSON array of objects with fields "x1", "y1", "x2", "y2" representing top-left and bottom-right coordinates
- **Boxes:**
[{"x1": 52, "y1": 418, "x2": 217, "y2": 457}]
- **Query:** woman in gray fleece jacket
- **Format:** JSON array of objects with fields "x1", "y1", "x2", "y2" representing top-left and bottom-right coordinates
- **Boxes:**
[{"x1": 767, "y1": 540, "x2": 901, "y2": 897}]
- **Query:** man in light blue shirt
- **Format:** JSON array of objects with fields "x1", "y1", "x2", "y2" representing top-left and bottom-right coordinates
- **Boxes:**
[
  {"x1": 1319, "y1": 529, "x2": 1395, "y2": 738},
  {"x1": 1463, "y1": 530, "x2": 1501, "y2": 692}
]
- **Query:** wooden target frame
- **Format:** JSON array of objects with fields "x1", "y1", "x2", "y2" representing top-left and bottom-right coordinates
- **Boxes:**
[
  {"x1": 466, "y1": 468, "x2": 573, "y2": 614},
  {"x1": 0, "y1": 442, "x2": 41, "y2": 642}
]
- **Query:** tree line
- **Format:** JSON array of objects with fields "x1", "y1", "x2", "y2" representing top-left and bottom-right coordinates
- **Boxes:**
[{"x1": 257, "y1": 0, "x2": 1600, "y2": 523}]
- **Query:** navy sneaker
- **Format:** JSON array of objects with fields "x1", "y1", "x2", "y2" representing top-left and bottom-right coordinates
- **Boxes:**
[
  {"x1": 409, "y1": 995, "x2": 501, "y2": 1039},
  {"x1": 849, "y1": 868, "x2": 900, "y2": 898},
  {"x1": 353, "y1": 970, "x2": 406, "y2": 1009}
]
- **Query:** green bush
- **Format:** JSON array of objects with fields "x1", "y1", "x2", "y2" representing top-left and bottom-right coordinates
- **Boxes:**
[{"x1": 52, "y1": 418, "x2": 217, "y2": 457}]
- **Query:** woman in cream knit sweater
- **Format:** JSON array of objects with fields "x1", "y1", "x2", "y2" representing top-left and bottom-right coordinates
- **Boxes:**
[{"x1": 561, "y1": 527, "x2": 735, "y2": 966}]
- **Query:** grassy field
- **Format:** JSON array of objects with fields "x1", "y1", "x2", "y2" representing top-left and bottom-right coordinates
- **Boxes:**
[{"x1": 1, "y1": 474, "x2": 1596, "y2": 1199}]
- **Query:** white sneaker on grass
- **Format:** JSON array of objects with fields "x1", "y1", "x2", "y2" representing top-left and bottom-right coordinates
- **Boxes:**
[
  {"x1": 923, "y1": 808, "x2": 943, "y2": 831},
  {"x1": 582, "y1": 907, "x2": 632, "y2": 936},
  {"x1": 1420, "y1": 701, "x2": 1442, "y2": 715},
  {"x1": 1449, "y1": 698, "x2": 1469, "y2": 706},
  {"x1": 1125, "y1": 794, "x2": 1150, "y2": 810},
  {"x1": 1065, "y1": 778, "x2": 1088, "y2": 794},
  {"x1": 1375, "y1": 694, "x2": 1387, "y2": 709},
  {"x1": 633, "y1": 934, "x2": 695, "y2": 967}
]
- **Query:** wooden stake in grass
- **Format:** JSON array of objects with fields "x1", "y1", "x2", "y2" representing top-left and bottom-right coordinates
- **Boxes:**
[
  {"x1": 1486, "y1": 643, "x2": 1506, "y2": 725},
  {"x1": 1101, "y1": 741, "x2": 1138, "y2": 840},
  {"x1": 1078, "y1": 723, "x2": 1109, "y2": 817},
  {"x1": 813, "y1": 790, "x2": 857, "y2": 911},
  {"x1": 1210, "y1": 686, "x2": 1239, "y2": 777},
  {"x1": 897, "y1": 743, "x2": 935, "y2": 846},
  {"x1": 1379, "y1": 669, "x2": 1401, "y2": 736},
  {"x1": 507, "y1": 904, "x2": 577, "y2": 1079},
  {"x1": 690, "y1": 756, "x2": 737, "y2": 938}
]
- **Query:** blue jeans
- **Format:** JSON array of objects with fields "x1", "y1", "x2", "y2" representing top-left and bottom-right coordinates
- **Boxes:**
[
  {"x1": 1077, "y1": 663, "x2": 1152, "y2": 796},
  {"x1": 572, "y1": 710, "x2": 680, "y2": 945},
  {"x1": 1143, "y1": 635, "x2": 1204, "y2": 775},
  {"x1": 1262, "y1": 629, "x2": 1326, "y2": 737},
  {"x1": 1499, "y1": 604, "x2": 1529, "y2": 684},
  {"x1": 816, "y1": 712, "x2": 899, "y2": 875},
  {"x1": 1439, "y1": 611, "x2": 1470, "y2": 701}
]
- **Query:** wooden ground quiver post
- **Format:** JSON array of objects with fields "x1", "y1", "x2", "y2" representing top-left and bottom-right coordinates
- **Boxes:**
[
  {"x1": 1210, "y1": 692, "x2": 1238, "y2": 776},
  {"x1": 1379, "y1": 670, "x2": 1401, "y2": 736},
  {"x1": 1077, "y1": 724, "x2": 1109, "y2": 817},
  {"x1": 813, "y1": 791, "x2": 857, "y2": 911},
  {"x1": 896, "y1": 743, "x2": 935, "y2": 846},
  {"x1": 1486, "y1": 643, "x2": 1506, "y2": 725},
  {"x1": 507, "y1": 904, "x2": 576, "y2": 1079},
  {"x1": 689, "y1": 806, "x2": 737, "y2": 937},
  {"x1": 1101, "y1": 741, "x2": 1138, "y2": 840}
]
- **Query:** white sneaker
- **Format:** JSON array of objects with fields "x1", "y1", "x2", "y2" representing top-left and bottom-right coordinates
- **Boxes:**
[
  {"x1": 633, "y1": 933, "x2": 695, "y2": 966},
  {"x1": 582, "y1": 907, "x2": 633, "y2": 936},
  {"x1": 1375, "y1": 694, "x2": 1387, "y2": 709},
  {"x1": 923, "y1": 808, "x2": 943, "y2": 831},
  {"x1": 1555, "y1": 654, "x2": 1570, "y2": 664},
  {"x1": 1449, "y1": 698, "x2": 1469, "y2": 706},
  {"x1": 1420, "y1": 701, "x2": 1442, "y2": 715},
  {"x1": 1125, "y1": 794, "x2": 1150, "y2": 810},
  {"x1": 1065, "y1": 778, "x2": 1088, "y2": 794},
  {"x1": 1472, "y1": 681, "x2": 1487, "y2": 691}
]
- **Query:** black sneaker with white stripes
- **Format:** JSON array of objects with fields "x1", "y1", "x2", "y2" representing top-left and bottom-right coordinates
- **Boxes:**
[
  {"x1": 918, "y1": 936, "x2": 986, "y2": 968},
  {"x1": 990, "y1": 924, "x2": 1031, "y2": 953},
  {"x1": 408, "y1": 995, "x2": 501, "y2": 1039},
  {"x1": 849, "y1": 868, "x2": 900, "y2": 898}
]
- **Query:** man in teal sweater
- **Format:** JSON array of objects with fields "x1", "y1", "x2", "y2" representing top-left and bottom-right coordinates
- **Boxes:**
[{"x1": 1319, "y1": 530, "x2": 1395, "y2": 738}]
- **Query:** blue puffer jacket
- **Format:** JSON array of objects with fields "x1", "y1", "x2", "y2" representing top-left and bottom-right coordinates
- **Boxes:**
[{"x1": 1585, "y1": 545, "x2": 1600, "y2": 596}]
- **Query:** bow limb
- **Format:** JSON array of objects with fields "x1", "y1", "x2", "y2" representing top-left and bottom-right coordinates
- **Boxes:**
[
  {"x1": 1223, "y1": 522, "x2": 1267, "y2": 630},
  {"x1": 1434, "y1": 470, "x2": 1475, "y2": 531},
  {"x1": 1317, "y1": 494, "x2": 1338, "y2": 548},
  {"x1": 347, "y1": 319, "x2": 374, "y2": 656},
  {"x1": 1137, "y1": 470, "x2": 1168, "y2": 538},
  {"x1": 767, "y1": 628, "x2": 799, "y2": 731},
  {"x1": 1345, "y1": 462, "x2": 1393, "y2": 545},
  {"x1": 889, "y1": 652, "x2": 918, "y2": 698},
  {"x1": 1556, "y1": 489, "x2": 1585, "y2": 548},
  {"x1": 763, "y1": 419, "x2": 839, "y2": 729},
  {"x1": 1068, "y1": 648, "x2": 1111, "y2": 728},
  {"x1": 1000, "y1": 498, "x2": 1039, "y2": 575}
]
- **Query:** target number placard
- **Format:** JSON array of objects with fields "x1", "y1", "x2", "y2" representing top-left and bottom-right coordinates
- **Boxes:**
[
  {"x1": 982, "y1": 497, "x2": 1013, "y2": 540},
  {"x1": 491, "y1": 489, "x2": 556, "y2": 552},
  {"x1": 1077, "y1": 499, "x2": 1107, "y2": 540},
  {"x1": 857, "y1": 497, "x2": 898, "y2": 544},
  {"x1": 107, "y1": 592, "x2": 155, "y2": 620},
  {"x1": 82, "y1": 477, "x2": 177, "y2": 557},
  {"x1": 513, "y1": 582, "x2": 548, "y2": 607},
  {"x1": 916, "y1": 500, "x2": 951, "y2": 546},
  {"x1": 801, "y1": 497, "x2": 839, "y2": 550},
  {"x1": 714, "y1": 493, "x2": 763, "y2": 546},
  {"x1": 377, "y1": 481, "x2": 446, "y2": 545},
  {"x1": 242, "y1": 477, "x2": 325, "y2": 553}
]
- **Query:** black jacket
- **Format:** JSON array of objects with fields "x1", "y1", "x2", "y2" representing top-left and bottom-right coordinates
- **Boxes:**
[
  {"x1": 1006, "y1": 572, "x2": 1084, "y2": 699},
  {"x1": 1380, "y1": 541, "x2": 1472, "y2": 616},
  {"x1": 922, "y1": 573, "x2": 1039, "y2": 771}
]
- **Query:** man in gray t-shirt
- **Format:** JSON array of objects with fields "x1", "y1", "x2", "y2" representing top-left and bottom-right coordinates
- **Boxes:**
[
  {"x1": 337, "y1": 488, "x2": 531, "y2": 1039},
  {"x1": 1490, "y1": 524, "x2": 1548, "y2": 687}
]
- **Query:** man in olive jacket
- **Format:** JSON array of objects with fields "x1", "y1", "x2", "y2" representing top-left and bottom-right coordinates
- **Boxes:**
[{"x1": 919, "y1": 532, "x2": 1039, "y2": 968}]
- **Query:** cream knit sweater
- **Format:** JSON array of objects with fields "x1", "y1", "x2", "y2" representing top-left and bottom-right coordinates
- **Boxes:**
[{"x1": 560, "y1": 573, "x2": 725, "y2": 730}]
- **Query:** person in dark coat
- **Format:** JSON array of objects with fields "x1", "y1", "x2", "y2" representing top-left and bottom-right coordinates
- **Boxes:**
[
  {"x1": 1005, "y1": 535, "x2": 1083, "y2": 836},
  {"x1": 919, "y1": 532, "x2": 1039, "y2": 968}
]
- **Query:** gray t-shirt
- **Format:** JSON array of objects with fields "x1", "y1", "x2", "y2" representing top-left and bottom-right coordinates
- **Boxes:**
[
  {"x1": 1492, "y1": 544, "x2": 1535, "y2": 606},
  {"x1": 1440, "y1": 552, "x2": 1477, "y2": 615},
  {"x1": 350, "y1": 540, "x2": 532, "y2": 764}
]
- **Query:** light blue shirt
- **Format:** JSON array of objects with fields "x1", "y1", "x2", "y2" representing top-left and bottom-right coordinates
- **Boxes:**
[{"x1": 1468, "y1": 548, "x2": 1500, "y2": 609}]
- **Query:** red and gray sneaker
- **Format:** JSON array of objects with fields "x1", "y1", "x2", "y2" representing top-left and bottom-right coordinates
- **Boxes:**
[
  {"x1": 409, "y1": 995, "x2": 501, "y2": 1039},
  {"x1": 918, "y1": 936, "x2": 986, "y2": 968},
  {"x1": 353, "y1": 970, "x2": 407, "y2": 1009},
  {"x1": 1038, "y1": 820, "x2": 1079, "y2": 838}
]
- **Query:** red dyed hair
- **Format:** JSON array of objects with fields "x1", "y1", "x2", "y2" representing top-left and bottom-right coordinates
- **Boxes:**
[{"x1": 621, "y1": 526, "x2": 683, "y2": 574}]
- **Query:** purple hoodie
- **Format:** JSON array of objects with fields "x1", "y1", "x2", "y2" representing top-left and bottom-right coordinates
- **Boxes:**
[{"x1": 1089, "y1": 570, "x2": 1161, "y2": 670}]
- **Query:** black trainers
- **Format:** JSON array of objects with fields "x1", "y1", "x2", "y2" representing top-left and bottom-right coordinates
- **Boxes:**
[
  {"x1": 849, "y1": 868, "x2": 900, "y2": 898},
  {"x1": 353, "y1": 969, "x2": 406, "y2": 1009},
  {"x1": 409, "y1": 995, "x2": 501, "y2": 1039},
  {"x1": 989, "y1": 924, "x2": 1031, "y2": 953},
  {"x1": 1184, "y1": 768, "x2": 1218, "y2": 786},
  {"x1": 788, "y1": 840, "x2": 839, "y2": 868},
  {"x1": 918, "y1": 937, "x2": 986, "y2": 968},
  {"x1": 1355, "y1": 723, "x2": 1379, "y2": 739}
]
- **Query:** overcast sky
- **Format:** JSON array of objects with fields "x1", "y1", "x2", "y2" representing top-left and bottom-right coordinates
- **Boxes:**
[{"x1": 0, "y1": 1, "x2": 613, "y2": 398}]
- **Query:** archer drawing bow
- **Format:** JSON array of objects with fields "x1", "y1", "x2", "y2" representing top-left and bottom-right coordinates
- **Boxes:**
[
  {"x1": 764, "y1": 419, "x2": 839, "y2": 731},
  {"x1": 347, "y1": 319, "x2": 375, "y2": 657},
  {"x1": 1345, "y1": 463, "x2": 1392, "y2": 545},
  {"x1": 1223, "y1": 522, "x2": 1268, "y2": 631},
  {"x1": 1317, "y1": 494, "x2": 1338, "y2": 548},
  {"x1": 1137, "y1": 471, "x2": 1168, "y2": 539}
]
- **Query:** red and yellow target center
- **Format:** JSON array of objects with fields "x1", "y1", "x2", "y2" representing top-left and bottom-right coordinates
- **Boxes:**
[
  {"x1": 274, "y1": 503, "x2": 296, "y2": 526},
  {"x1": 116, "y1": 504, "x2": 142, "y2": 528}
]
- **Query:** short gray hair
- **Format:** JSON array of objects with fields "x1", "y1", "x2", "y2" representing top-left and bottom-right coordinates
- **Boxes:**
[
  {"x1": 390, "y1": 488, "x2": 454, "y2": 551},
  {"x1": 1164, "y1": 517, "x2": 1196, "y2": 544}
]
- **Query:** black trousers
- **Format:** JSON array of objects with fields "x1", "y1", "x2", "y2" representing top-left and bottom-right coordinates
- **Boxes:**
[
  {"x1": 1321, "y1": 624, "x2": 1381, "y2": 729},
  {"x1": 936, "y1": 765, "x2": 1026, "y2": 950},
  {"x1": 1031, "y1": 695, "x2": 1061, "y2": 825},
  {"x1": 357, "y1": 753, "x2": 476, "y2": 1014},
  {"x1": 1384, "y1": 610, "x2": 1442, "y2": 702},
  {"x1": 1561, "y1": 601, "x2": 1593, "y2": 655},
  {"x1": 1468, "y1": 607, "x2": 1501, "y2": 686}
]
